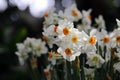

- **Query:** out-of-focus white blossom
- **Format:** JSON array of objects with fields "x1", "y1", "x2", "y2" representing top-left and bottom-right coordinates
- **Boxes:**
[
  {"x1": 59, "y1": 4, "x2": 82, "y2": 22},
  {"x1": 86, "y1": 52, "x2": 105, "y2": 68},
  {"x1": 95, "y1": 15, "x2": 106, "y2": 30},
  {"x1": 0, "y1": 0, "x2": 8, "y2": 12},
  {"x1": 113, "y1": 62, "x2": 120, "y2": 72},
  {"x1": 15, "y1": 43, "x2": 29, "y2": 65},
  {"x1": 61, "y1": 0, "x2": 75, "y2": 8},
  {"x1": 9, "y1": 0, "x2": 55, "y2": 18},
  {"x1": 23, "y1": 37, "x2": 48, "y2": 56},
  {"x1": 43, "y1": 8, "x2": 59, "y2": 28},
  {"x1": 84, "y1": 67, "x2": 95, "y2": 80},
  {"x1": 15, "y1": 37, "x2": 48, "y2": 65}
]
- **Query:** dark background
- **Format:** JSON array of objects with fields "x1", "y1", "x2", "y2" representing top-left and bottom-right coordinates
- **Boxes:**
[{"x1": 0, "y1": 0, "x2": 120, "y2": 80}]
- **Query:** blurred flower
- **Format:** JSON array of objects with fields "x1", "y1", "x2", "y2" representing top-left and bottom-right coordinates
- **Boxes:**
[
  {"x1": 58, "y1": 4, "x2": 82, "y2": 22},
  {"x1": 113, "y1": 62, "x2": 120, "y2": 72},
  {"x1": 116, "y1": 19, "x2": 120, "y2": 27},
  {"x1": 84, "y1": 67, "x2": 95, "y2": 80},
  {"x1": 95, "y1": 15, "x2": 106, "y2": 30},
  {"x1": 15, "y1": 37, "x2": 48, "y2": 65},
  {"x1": 0, "y1": 0, "x2": 8, "y2": 12},
  {"x1": 23, "y1": 37, "x2": 48, "y2": 57},
  {"x1": 15, "y1": 43, "x2": 29, "y2": 65},
  {"x1": 9, "y1": 0, "x2": 55, "y2": 17},
  {"x1": 61, "y1": 0, "x2": 75, "y2": 8},
  {"x1": 44, "y1": 65, "x2": 51, "y2": 80},
  {"x1": 86, "y1": 52, "x2": 105, "y2": 68}
]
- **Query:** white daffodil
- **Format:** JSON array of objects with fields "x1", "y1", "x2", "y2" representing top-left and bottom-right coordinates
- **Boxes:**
[
  {"x1": 42, "y1": 25, "x2": 60, "y2": 48},
  {"x1": 95, "y1": 15, "x2": 106, "y2": 30},
  {"x1": 95, "y1": 29, "x2": 111, "y2": 61},
  {"x1": 86, "y1": 52, "x2": 105, "y2": 68},
  {"x1": 23, "y1": 37, "x2": 48, "y2": 57},
  {"x1": 81, "y1": 30, "x2": 97, "y2": 53},
  {"x1": 113, "y1": 62, "x2": 120, "y2": 73},
  {"x1": 84, "y1": 67, "x2": 95, "y2": 80},
  {"x1": 15, "y1": 43, "x2": 29, "y2": 65},
  {"x1": 43, "y1": 7, "x2": 59, "y2": 28},
  {"x1": 82, "y1": 9, "x2": 92, "y2": 24},
  {"x1": 58, "y1": 28, "x2": 85, "y2": 48},
  {"x1": 64, "y1": 3, "x2": 82, "y2": 22},
  {"x1": 110, "y1": 28, "x2": 120, "y2": 49},
  {"x1": 56, "y1": 19, "x2": 74, "y2": 37},
  {"x1": 116, "y1": 19, "x2": 120, "y2": 28},
  {"x1": 96, "y1": 29, "x2": 111, "y2": 47},
  {"x1": 57, "y1": 47, "x2": 81, "y2": 61},
  {"x1": 43, "y1": 25, "x2": 58, "y2": 36},
  {"x1": 77, "y1": 9, "x2": 92, "y2": 33},
  {"x1": 48, "y1": 51, "x2": 62, "y2": 65}
]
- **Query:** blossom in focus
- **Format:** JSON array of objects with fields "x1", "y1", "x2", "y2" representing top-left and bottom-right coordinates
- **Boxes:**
[
  {"x1": 81, "y1": 29, "x2": 97, "y2": 53},
  {"x1": 110, "y1": 28, "x2": 120, "y2": 49},
  {"x1": 42, "y1": 25, "x2": 59, "y2": 48}
]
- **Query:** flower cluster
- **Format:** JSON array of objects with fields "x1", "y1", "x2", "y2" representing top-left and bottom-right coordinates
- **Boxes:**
[{"x1": 15, "y1": 3, "x2": 120, "y2": 80}]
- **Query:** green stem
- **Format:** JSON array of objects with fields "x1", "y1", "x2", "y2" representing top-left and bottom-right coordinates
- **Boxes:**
[{"x1": 28, "y1": 57, "x2": 41, "y2": 80}]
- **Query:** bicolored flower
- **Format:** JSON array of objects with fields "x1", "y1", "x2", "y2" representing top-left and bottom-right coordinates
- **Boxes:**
[
  {"x1": 48, "y1": 51, "x2": 62, "y2": 65},
  {"x1": 57, "y1": 19, "x2": 74, "y2": 36},
  {"x1": 57, "y1": 47, "x2": 81, "y2": 61},
  {"x1": 110, "y1": 28, "x2": 120, "y2": 48},
  {"x1": 81, "y1": 30, "x2": 97, "y2": 53},
  {"x1": 58, "y1": 4, "x2": 82, "y2": 22}
]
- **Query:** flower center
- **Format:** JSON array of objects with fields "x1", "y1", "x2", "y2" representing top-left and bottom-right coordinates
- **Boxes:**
[
  {"x1": 65, "y1": 48, "x2": 72, "y2": 56},
  {"x1": 63, "y1": 27, "x2": 70, "y2": 35},
  {"x1": 37, "y1": 45, "x2": 42, "y2": 51},
  {"x1": 116, "y1": 36, "x2": 120, "y2": 43},
  {"x1": 88, "y1": 15, "x2": 92, "y2": 20},
  {"x1": 48, "y1": 53, "x2": 53, "y2": 58},
  {"x1": 42, "y1": 35, "x2": 47, "y2": 42},
  {"x1": 44, "y1": 70, "x2": 50, "y2": 77},
  {"x1": 72, "y1": 9, "x2": 78, "y2": 17},
  {"x1": 54, "y1": 26, "x2": 57, "y2": 33},
  {"x1": 103, "y1": 37, "x2": 110, "y2": 43},
  {"x1": 92, "y1": 56, "x2": 99, "y2": 62},
  {"x1": 44, "y1": 12, "x2": 49, "y2": 17},
  {"x1": 89, "y1": 37, "x2": 96, "y2": 44},
  {"x1": 86, "y1": 74, "x2": 92, "y2": 78},
  {"x1": 72, "y1": 35, "x2": 78, "y2": 43},
  {"x1": 55, "y1": 51, "x2": 61, "y2": 56}
]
